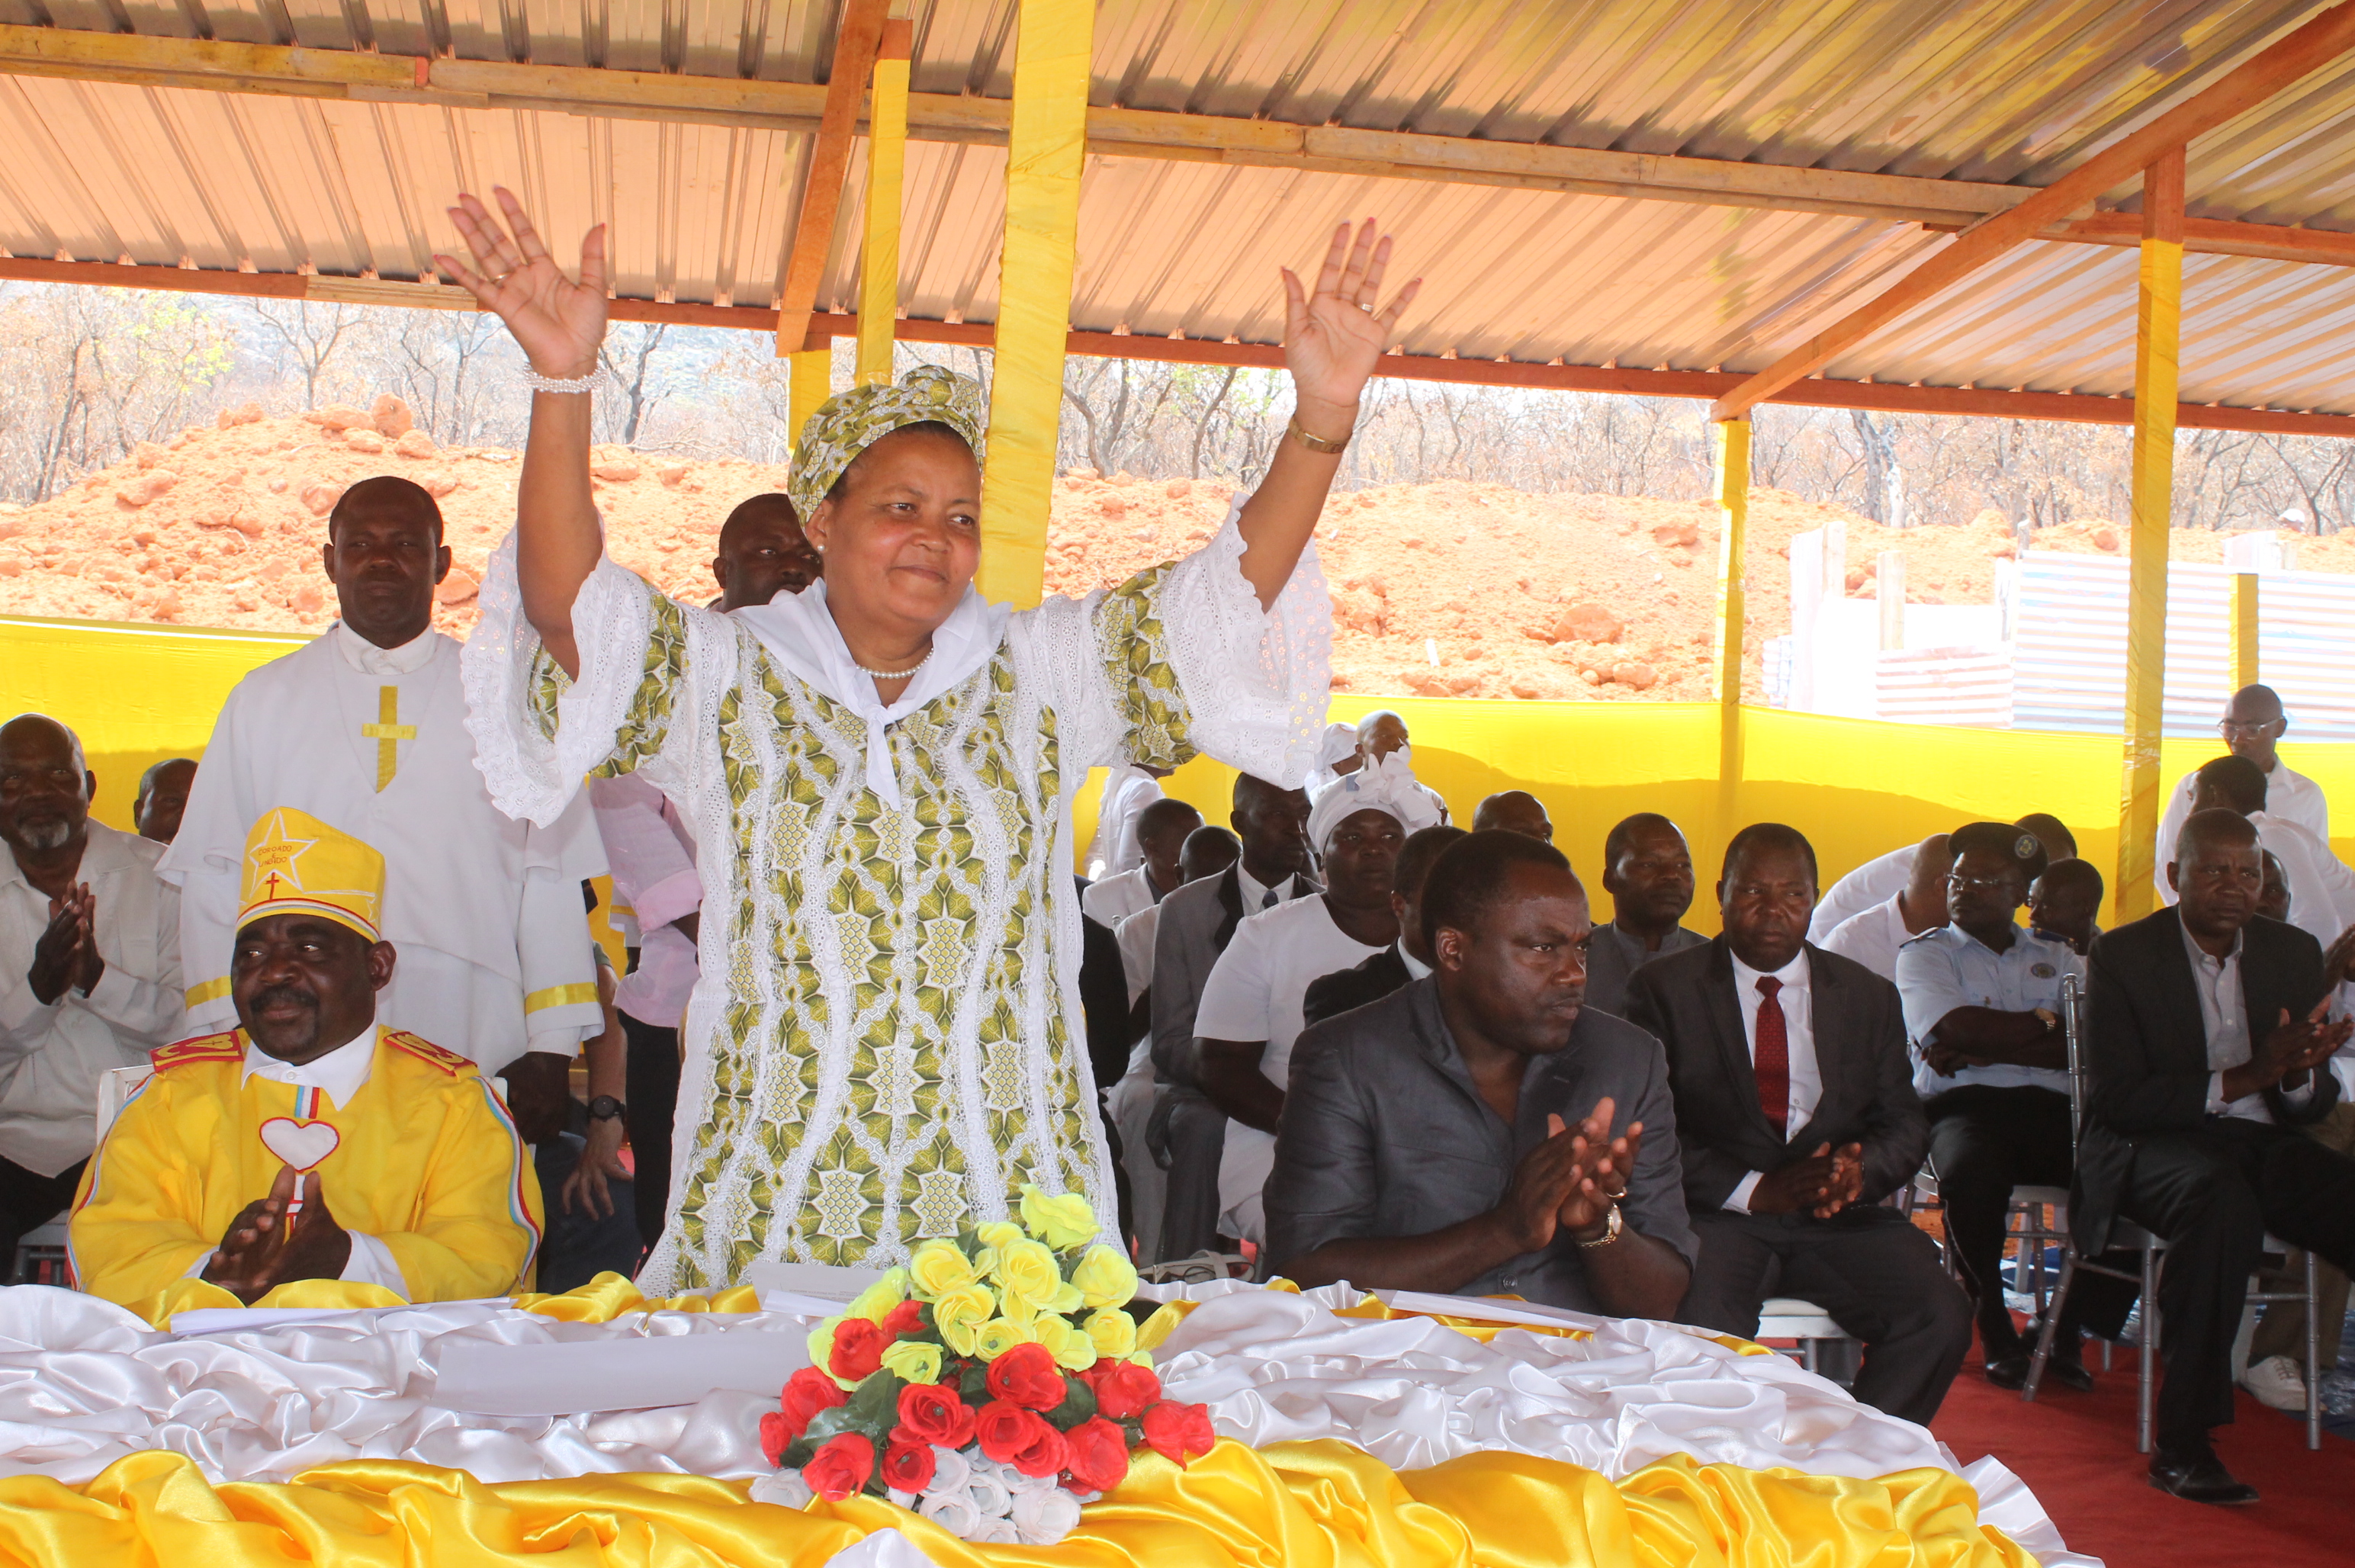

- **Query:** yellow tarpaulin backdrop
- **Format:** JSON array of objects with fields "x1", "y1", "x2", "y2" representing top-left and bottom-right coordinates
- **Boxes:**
[{"x1": 10, "y1": 612, "x2": 2349, "y2": 933}]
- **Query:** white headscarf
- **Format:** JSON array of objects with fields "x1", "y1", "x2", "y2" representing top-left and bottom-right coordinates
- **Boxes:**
[
  {"x1": 1307, "y1": 747, "x2": 1444, "y2": 849},
  {"x1": 732, "y1": 580, "x2": 1011, "y2": 806}
]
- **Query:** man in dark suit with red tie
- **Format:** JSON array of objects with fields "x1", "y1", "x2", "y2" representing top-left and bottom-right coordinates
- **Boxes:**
[{"x1": 1625, "y1": 822, "x2": 1972, "y2": 1425}]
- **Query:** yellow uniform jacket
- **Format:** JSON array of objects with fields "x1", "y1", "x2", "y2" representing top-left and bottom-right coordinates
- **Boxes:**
[{"x1": 69, "y1": 1027, "x2": 542, "y2": 1309}]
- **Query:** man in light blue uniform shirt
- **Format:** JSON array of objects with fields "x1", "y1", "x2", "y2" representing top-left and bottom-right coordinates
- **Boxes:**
[{"x1": 1897, "y1": 821, "x2": 2112, "y2": 1391}]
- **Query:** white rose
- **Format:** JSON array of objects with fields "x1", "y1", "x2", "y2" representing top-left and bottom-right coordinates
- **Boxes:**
[
  {"x1": 1011, "y1": 1486, "x2": 1084, "y2": 1545},
  {"x1": 964, "y1": 1464, "x2": 1013, "y2": 1519},
  {"x1": 918, "y1": 1490, "x2": 984, "y2": 1538},
  {"x1": 748, "y1": 1469, "x2": 814, "y2": 1509},
  {"x1": 973, "y1": 1517, "x2": 1024, "y2": 1545},
  {"x1": 926, "y1": 1445, "x2": 972, "y2": 1498}
]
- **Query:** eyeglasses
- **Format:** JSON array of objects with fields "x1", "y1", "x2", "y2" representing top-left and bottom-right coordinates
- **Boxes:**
[
  {"x1": 1945, "y1": 874, "x2": 2015, "y2": 894},
  {"x1": 2218, "y1": 719, "x2": 2281, "y2": 737}
]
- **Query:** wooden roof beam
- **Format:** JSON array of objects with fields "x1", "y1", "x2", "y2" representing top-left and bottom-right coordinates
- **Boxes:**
[
  {"x1": 8, "y1": 254, "x2": 2353, "y2": 439},
  {"x1": 1710, "y1": 0, "x2": 2355, "y2": 422},
  {"x1": 771, "y1": 0, "x2": 888, "y2": 354}
]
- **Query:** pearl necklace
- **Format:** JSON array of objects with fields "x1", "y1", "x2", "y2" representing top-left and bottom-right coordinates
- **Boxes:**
[{"x1": 853, "y1": 645, "x2": 935, "y2": 681}]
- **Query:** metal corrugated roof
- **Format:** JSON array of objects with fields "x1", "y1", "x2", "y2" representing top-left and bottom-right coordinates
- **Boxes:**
[{"x1": 6, "y1": 1, "x2": 2355, "y2": 413}]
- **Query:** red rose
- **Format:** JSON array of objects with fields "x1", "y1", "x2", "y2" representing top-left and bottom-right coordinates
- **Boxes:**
[
  {"x1": 880, "y1": 1299, "x2": 927, "y2": 1338},
  {"x1": 985, "y1": 1341, "x2": 1068, "y2": 1410},
  {"x1": 828, "y1": 1318, "x2": 885, "y2": 1383},
  {"x1": 780, "y1": 1365, "x2": 850, "y2": 1438},
  {"x1": 1088, "y1": 1359, "x2": 1161, "y2": 1421},
  {"x1": 759, "y1": 1411, "x2": 791, "y2": 1467},
  {"x1": 1060, "y1": 1415, "x2": 1130, "y2": 1493},
  {"x1": 1139, "y1": 1401, "x2": 1216, "y2": 1467},
  {"x1": 895, "y1": 1382, "x2": 977, "y2": 1449},
  {"x1": 802, "y1": 1432, "x2": 875, "y2": 1501},
  {"x1": 881, "y1": 1437, "x2": 937, "y2": 1495},
  {"x1": 974, "y1": 1399, "x2": 1036, "y2": 1466},
  {"x1": 1007, "y1": 1415, "x2": 1070, "y2": 1479}
]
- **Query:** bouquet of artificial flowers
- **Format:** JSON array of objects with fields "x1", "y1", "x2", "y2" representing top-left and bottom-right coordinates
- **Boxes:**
[{"x1": 755, "y1": 1184, "x2": 1215, "y2": 1545}]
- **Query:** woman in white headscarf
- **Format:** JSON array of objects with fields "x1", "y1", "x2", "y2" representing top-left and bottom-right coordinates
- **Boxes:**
[{"x1": 443, "y1": 189, "x2": 1417, "y2": 1290}]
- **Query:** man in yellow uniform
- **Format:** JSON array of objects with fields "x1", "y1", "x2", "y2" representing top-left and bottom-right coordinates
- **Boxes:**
[{"x1": 69, "y1": 808, "x2": 542, "y2": 1314}]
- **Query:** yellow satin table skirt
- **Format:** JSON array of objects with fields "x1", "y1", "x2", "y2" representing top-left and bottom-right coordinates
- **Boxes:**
[{"x1": 0, "y1": 1438, "x2": 2034, "y2": 1568}]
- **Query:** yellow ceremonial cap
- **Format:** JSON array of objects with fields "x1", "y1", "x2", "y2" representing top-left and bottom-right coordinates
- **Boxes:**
[{"x1": 236, "y1": 807, "x2": 385, "y2": 943}]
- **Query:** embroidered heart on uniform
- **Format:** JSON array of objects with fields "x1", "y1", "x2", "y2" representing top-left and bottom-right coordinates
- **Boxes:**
[{"x1": 259, "y1": 1117, "x2": 341, "y2": 1172}]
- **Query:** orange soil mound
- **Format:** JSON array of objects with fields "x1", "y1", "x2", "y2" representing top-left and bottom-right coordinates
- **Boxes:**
[{"x1": 5, "y1": 401, "x2": 2347, "y2": 702}]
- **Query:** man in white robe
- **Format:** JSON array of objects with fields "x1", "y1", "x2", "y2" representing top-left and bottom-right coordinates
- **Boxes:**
[
  {"x1": 161, "y1": 477, "x2": 604, "y2": 1136},
  {"x1": 2183, "y1": 754, "x2": 2355, "y2": 948}
]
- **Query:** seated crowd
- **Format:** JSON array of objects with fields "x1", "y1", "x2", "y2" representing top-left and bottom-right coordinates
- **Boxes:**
[{"x1": 7, "y1": 561, "x2": 2355, "y2": 1508}]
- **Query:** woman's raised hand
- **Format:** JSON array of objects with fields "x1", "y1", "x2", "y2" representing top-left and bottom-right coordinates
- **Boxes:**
[
  {"x1": 1280, "y1": 219, "x2": 1421, "y2": 431},
  {"x1": 436, "y1": 188, "x2": 609, "y2": 379}
]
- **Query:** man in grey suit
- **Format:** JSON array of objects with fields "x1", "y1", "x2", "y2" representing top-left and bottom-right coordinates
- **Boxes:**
[
  {"x1": 1145, "y1": 773, "x2": 1312, "y2": 1261},
  {"x1": 1624, "y1": 822, "x2": 1970, "y2": 1425},
  {"x1": 1267, "y1": 831, "x2": 1693, "y2": 1316},
  {"x1": 1584, "y1": 812, "x2": 1708, "y2": 1017}
]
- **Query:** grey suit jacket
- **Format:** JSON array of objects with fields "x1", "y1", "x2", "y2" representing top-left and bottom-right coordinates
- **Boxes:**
[
  {"x1": 1621, "y1": 937, "x2": 1926, "y2": 1213},
  {"x1": 1265, "y1": 978, "x2": 1695, "y2": 1311},
  {"x1": 1584, "y1": 921, "x2": 1708, "y2": 1020},
  {"x1": 1149, "y1": 864, "x2": 1315, "y2": 1087}
]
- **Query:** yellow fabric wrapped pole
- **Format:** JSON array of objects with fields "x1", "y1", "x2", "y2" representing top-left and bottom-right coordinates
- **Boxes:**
[
  {"x1": 2231, "y1": 571, "x2": 2259, "y2": 689},
  {"x1": 2116, "y1": 149, "x2": 2185, "y2": 924},
  {"x1": 854, "y1": 21, "x2": 912, "y2": 387},
  {"x1": 1713, "y1": 419, "x2": 1751, "y2": 849},
  {"x1": 789, "y1": 347, "x2": 832, "y2": 455},
  {"x1": 975, "y1": 0, "x2": 1093, "y2": 609}
]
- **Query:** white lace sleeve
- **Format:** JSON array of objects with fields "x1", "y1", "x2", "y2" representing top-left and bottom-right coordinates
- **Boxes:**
[
  {"x1": 460, "y1": 529, "x2": 659, "y2": 827},
  {"x1": 1151, "y1": 498, "x2": 1332, "y2": 788}
]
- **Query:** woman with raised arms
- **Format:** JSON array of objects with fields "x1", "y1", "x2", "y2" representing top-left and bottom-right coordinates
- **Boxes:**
[{"x1": 444, "y1": 190, "x2": 1416, "y2": 1291}]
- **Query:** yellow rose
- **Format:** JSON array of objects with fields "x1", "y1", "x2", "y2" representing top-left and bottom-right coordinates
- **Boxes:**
[
  {"x1": 880, "y1": 1338, "x2": 943, "y2": 1386},
  {"x1": 1046, "y1": 1280, "x2": 1084, "y2": 1316},
  {"x1": 1084, "y1": 1306, "x2": 1139, "y2": 1360},
  {"x1": 1071, "y1": 1244, "x2": 1139, "y2": 1309},
  {"x1": 991, "y1": 1239, "x2": 1065, "y2": 1309},
  {"x1": 974, "y1": 1220, "x2": 1025, "y2": 1253},
  {"x1": 931, "y1": 1284, "x2": 994, "y2": 1357},
  {"x1": 847, "y1": 1267, "x2": 909, "y2": 1325},
  {"x1": 975, "y1": 1316, "x2": 1040, "y2": 1361},
  {"x1": 996, "y1": 1289, "x2": 1039, "y2": 1328},
  {"x1": 1019, "y1": 1184, "x2": 1099, "y2": 1250},
  {"x1": 1033, "y1": 1313, "x2": 1099, "y2": 1372},
  {"x1": 907, "y1": 1240, "x2": 978, "y2": 1300}
]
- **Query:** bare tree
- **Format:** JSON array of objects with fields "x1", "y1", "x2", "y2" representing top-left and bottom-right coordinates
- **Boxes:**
[
  {"x1": 246, "y1": 300, "x2": 360, "y2": 409},
  {"x1": 597, "y1": 323, "x2": 675, "y2": 446}
]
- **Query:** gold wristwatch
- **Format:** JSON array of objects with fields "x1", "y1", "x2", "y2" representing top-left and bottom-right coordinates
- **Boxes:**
[
  {"x1": 1575, "y1": 1202, "x2": 1624, "y2": 1249},
  {"x1": 1286, "y1": 414, "x2": 1350, "y2": 455}
]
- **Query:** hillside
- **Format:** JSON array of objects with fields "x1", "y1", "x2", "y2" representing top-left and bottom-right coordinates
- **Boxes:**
[{"x1": 3, "y1": 397, "x2": 2344, "y2": 702}]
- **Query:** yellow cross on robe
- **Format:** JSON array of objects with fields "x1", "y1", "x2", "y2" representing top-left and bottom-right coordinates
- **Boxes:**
[{"x1": 360, "y1": 686, "x2": 416, "y2": 791}]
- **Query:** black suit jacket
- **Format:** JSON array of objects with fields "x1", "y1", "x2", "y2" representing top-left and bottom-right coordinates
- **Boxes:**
[
  {"x1": 1623, "y1": 937, "x2": 1927, "y2": 1213},
  {"x1": 2073, "y1": 907, "x2": 2338, "y2": 1253},
  {"x1": 1301, "y1": 946, "x2": 1414, "y2": 1030}
]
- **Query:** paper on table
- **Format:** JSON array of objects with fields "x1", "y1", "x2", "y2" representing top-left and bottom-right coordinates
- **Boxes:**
[
  {"x1": 742, "y1": 1260, "x2": 888, "y2": 1301},
  {"x1": 432, "y1": 1325, "x2": 812, "y2": 1415}
]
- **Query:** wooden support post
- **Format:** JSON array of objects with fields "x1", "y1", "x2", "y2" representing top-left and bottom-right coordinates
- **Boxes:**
[
  {"x1": 1714, "y1": 419, "x2": 1749, "y2": 843},
  {"x1": 2231, "y1": 573, "x2": 2260, "y2": 689},
  {"x1": 2116, "y1": 147, "x2": 2186, "y2": 925},
  {"x1": 1876, "y1": 551, "x2": 1907, "y2": 650},
  {"x1": 773, "y1": 0, "x2": 890, "y2": 356},
  {"x1": 789, "y1": 348, "x2": 833, "y2": 452},
  {"x1": 855, "y1": 19, "x2": 912, "y2": 386},
  {"x1": 975, "y1": 0, "x2": 1093, "y2": 609}
]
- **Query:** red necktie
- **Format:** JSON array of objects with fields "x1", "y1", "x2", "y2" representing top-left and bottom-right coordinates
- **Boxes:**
[{"x1": 1754, "y1": 975, "x2": 1790, "y2": 1135}]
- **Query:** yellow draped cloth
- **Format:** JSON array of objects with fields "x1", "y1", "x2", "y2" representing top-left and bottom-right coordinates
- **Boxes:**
[{"x1": 0, "y1": 1439, "x2": 2032, "y2": 1568}]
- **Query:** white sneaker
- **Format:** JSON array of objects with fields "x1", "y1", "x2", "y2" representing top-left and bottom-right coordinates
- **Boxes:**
[{"x1": 2241, "y1": 1354, "x2": 2308, "y2": 1412}]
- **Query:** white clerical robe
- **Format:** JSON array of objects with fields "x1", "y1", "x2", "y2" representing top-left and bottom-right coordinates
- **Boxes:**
[{"x1": 160, "y1": 625, "x2": 605, "y2": 1074}]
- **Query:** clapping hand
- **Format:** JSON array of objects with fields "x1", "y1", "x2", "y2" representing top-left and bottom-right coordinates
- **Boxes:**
[
  {"x1": 1552, "y1": 1098, "x2": 1643, "y2": 1240},
  {"x1": 204, "y1": 1167, "x2": 353, "y2": 1304},
  {"x1": 27, "y1": 885, "x2": 99, "y2": 1005},
  {"x1": 1281, "y1": 220, "x2": 1421, "y2": 434},
  {"x1": 438, "y1": 188, "x2": 609, "y2": 380},
  {"x1": 1751, "y1": 1141, "x2": 1867, "y2": 1217}
]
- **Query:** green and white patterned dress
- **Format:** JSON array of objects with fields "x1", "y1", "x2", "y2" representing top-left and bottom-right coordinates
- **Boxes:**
[{"x1": 464, "y1": 506, "x2": 1329, "y2": 1292}]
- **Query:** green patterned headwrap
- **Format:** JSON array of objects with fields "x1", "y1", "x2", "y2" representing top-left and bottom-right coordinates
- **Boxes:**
[{"x1": 788, "y1": 364, "x2": 988, "y2": 521}]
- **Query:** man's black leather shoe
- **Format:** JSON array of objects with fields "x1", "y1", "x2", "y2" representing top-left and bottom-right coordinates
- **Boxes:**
[
  {"x1": 1983, "y1": 1353, "x2": 2030, "y2": 1389},
  {"x1": 2148, "y1": 1452, "x2": 2259, "y2": 1505},
  {"x1": 2042, "y1": 1348, "x2": 2095, "y2": 1392}
]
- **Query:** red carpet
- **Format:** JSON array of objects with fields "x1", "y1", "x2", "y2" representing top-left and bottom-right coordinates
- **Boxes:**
[{"x1": 1932, "y1": 1337, "x2": 2352, "y2": 1565}]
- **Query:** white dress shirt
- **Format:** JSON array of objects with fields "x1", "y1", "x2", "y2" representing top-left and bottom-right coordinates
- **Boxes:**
[
  {"x1": 2183, "y1": 924, "x2": 2315, "y2": 1124},
  {"x1": 1086, "y1": 766, "x2": 1165, "y2": 879},
  {"x1": 1808, "y1": 844, "x2": 1916, "y2": 944},
  {"x1": 1081, "y1": 866, "x2": 1161, "y2": 929},
  {"x1": 178, "y1": 1024, "x2": 407, "y2": 1294},
  {"x1": 0, "y1": 822, "x2": 183, "y2": 1177},
  {"x1": 2156, "y1": 759, "x2": 2331, "y2": 904},
  {"x1": 1820, "y1": 892, "x2": 1914, "y2": 983},
  {"x1": 1114, "y1": 904, "x2": 1161, "y2": 1007},
  {"x1": 1722, "y1": 948, "x2": 1822, "y2": 1213},
  {"x1": 589, "y1": 773, "x2": 702, "y2": 1028},
  {"x1": 2248, "y1": 811, "x2": 2355, "y2": 949},
  {"x1": 1233, "y1": 863, "x2": 1304, "y2": 914},
  {"x1": 332, "y1": 620, "x2": 439, "y2": 676}
]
